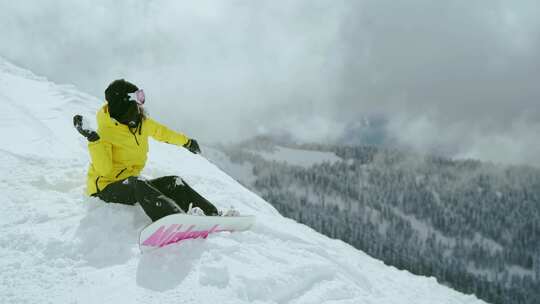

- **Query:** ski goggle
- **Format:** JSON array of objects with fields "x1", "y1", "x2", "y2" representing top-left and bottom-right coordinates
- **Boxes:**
[{"x1": 127, "y1": 89, "x2": 145, "y2": 105}]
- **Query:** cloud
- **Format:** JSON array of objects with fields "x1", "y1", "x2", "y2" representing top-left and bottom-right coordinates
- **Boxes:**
[
  {"x1": 0, "y1": 0, "x2": 538, "y2": 166},
  {"x1": 386, "y1": 113, "x2": 540, "y2": 167},
  {"x1": 335, "y1": 0, "x2": 540, "y2": 165}
]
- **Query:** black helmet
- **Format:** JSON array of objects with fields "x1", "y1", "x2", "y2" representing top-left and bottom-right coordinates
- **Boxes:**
[{"x1": 105, "y1": 79, "x2": 140, "y2": 126}]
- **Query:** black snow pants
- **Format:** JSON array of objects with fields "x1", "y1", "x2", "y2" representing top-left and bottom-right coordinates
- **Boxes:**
[{"x1": 93, "y1": 175, "x2": 219, "y2": 221}]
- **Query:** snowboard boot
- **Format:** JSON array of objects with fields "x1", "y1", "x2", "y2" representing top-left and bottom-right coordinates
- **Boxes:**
[
  {"x1": 186, "y1": 203, "x2": 206, "y2": 216},
  {"x1": 220, "y1": 206, "x2": 240, "y2": 217}
]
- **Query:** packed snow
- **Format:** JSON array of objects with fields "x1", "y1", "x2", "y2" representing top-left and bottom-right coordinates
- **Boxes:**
[{"x1": 0, "y1": 57, "x2": 486, "y2": 304}]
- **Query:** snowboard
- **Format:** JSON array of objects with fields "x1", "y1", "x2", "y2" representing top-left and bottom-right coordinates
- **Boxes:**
[{"x1": 139, "y1": 213, "x2": 255, "y2": 251}]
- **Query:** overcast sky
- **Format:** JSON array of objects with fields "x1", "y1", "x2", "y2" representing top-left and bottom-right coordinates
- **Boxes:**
[{"x1": 1, "y1": 0, "x2": 539, "y2": 166}]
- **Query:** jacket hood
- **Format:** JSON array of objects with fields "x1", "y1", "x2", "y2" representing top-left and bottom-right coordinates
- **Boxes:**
[{"x1": 97, "y1": 104, "x2": 116, "y2": 128}]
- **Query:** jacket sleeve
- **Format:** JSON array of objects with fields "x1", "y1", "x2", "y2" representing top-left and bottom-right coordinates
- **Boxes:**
[
  {"x1": 88, "y1": 139, "x2": 113, "y2": 176},
  {"x1": 145, "y1": 117, "x2": 190, "y2": 146}
]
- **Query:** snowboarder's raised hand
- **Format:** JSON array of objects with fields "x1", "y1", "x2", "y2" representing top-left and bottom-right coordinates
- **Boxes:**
[
  {"x1": 73, "y1": 115, "x2": 100, "y2": 142},
  {"x1": 183, "y1": 138, "x2": 201, "y2": 154}
]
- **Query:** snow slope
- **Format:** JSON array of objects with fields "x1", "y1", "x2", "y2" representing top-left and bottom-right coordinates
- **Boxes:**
[{"x1": 0, "y1": 57, "x2": 486, "y2": 304}]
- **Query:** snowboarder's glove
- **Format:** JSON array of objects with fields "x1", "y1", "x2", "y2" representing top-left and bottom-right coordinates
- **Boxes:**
[
  {"x1": 184, "y1": 138, "x2": 201, "y2": 154},
  {"x1": 73, "y1": 115, "x2": 100, "y2": 142}
]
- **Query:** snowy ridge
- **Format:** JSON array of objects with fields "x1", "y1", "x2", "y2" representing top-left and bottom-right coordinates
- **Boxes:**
[
  {"x1": 0, "y1": 57, "x2": 486, "y2": 304},
  {"x1": 254, "y1": 146, "x2": 342, "y2": 168}
]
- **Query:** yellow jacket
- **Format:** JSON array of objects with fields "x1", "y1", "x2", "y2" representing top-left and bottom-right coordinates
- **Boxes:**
[{"x1": 86, "y1": 105, "x2": 190, "y2": 195}]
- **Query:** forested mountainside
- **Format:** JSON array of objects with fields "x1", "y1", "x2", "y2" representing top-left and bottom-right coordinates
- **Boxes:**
[{"x1": 215, "y1": 138, "x2": 540, "y2": 304}]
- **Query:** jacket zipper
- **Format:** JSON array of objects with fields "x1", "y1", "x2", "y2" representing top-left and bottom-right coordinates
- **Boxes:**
[
  {"x1": 95, "y1": 176, "x2": 101, "y2": 193},
  {"x1": 115, "y1": 168, "x2": 127, "y2": 178},
  {"x1": 132, "y1": 133, "x2": 140, "y2": 146}
]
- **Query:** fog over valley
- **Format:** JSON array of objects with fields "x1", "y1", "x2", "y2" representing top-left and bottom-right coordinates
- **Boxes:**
[{"x1": 1, "y1": 0, "x2": 539, "y2": 166}]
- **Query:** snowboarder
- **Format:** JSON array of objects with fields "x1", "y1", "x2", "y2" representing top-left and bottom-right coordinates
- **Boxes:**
[{"x1": 74, "y1": 79, "x2": 232, "y2": 221}]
